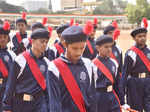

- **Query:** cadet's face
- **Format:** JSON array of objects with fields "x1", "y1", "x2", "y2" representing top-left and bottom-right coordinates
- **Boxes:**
[
  {"x1": 107, "y1": 31, "x2": 114, "y2": 37},
  {"x1": 58, "y1": 33, "x2": 61, "y2": 38},
  {"x1": 17, "y1": 22, "x2": 26, "y2": 33},
  {"x1": 134, "y1": 33, "x2": 147, "y2": 46},
  {"x1": 97, "y1": 43, "x2": 113, "y2": 57},
  {"x1": 0, "y1": 34, "x2": 9, "y2": 48},
  {"x1": 32, "y1": 38, "x2": 49, "y2": 54},
  {"x1": 65, "y1": 41, "x2": 86, "y2": 63}
]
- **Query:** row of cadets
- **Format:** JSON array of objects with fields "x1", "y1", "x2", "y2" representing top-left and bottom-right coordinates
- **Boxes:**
[
  {"x1": 50, "y1": 19, "x2": 74, "y2": 59},
  {"x1": 46, "y1": 21, "x2": 96, "y2": 112},
  {"x1": 0, "y1": 21, "x2": 16, "y2": 112},
  {"x1": 12, "y1": 12, "x2": 28, "y2": 55},
  {"x1": 121, "y1": 18, "x2": 150, "y2": 112},
  {"x1": 2, "y1": 28, "x2": 51, "y2": 112},
  {"x1": 82, "y1": 17, "x2": 98, "y2": 60}
]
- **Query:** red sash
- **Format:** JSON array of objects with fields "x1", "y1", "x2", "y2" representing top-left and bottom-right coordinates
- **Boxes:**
[
  {"x1": 110, "y1": 52, "x2": 118, "y2": 64},
  {"x1": 86, "y1": 40, "x2": 94, "y2": 55},
  {"x1": 54, "y1": 43, "x2": 64, "y2": 55},
  {"x1": 16, "y1": 32, "x2": 22, "y2": 43},
  {"x1": 23, "y1": 52, "x2": 46, "y2": 90},
  {"x1": 0, "y1": 59, "x2": 8, "y2": 77},
  {"x1": 93, "y1": 58, "x2": 122, "y2": 112},
  {"x1": 53, "y1": 58, "x2": 86, "y2": 112},
  {"x1": 130, "y1": 46, "x2": 150, "y2": 72}
]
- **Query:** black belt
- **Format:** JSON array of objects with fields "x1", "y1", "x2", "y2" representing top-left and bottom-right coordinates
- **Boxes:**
[
  {"x1": 15, "y1": 91, "x2": 44, "y2": 101},
  {"x1": 131, "y1": 73, "x2": 150, "y2": 78},
  {"x1": 96, "y1": 85, "x2": 113, "y2": 93}
]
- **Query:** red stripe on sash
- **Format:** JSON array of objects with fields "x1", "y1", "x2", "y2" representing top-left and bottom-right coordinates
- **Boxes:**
[
  {"x1": 93, "y1": 58, "x2": 122, "y2": 112},
  {"x1": 130, "y1": 46, "x2": 150, "y2": 72},
  {"x1": 54, "y1": 43, "x2": 64, "y2": 55},
  {"x1": 54, "y1": 58, "x2": 86, "y2": 112},
  {"x1": 16, "y1": 32, "x2": 22, "y2": 43},
  {"x1": 110, "y1": 52, "x2": 118, "y2": 64},
  {"x1": 23, "y1": 52, "x2": 46, "y2": 90},
  {"x1": 87, "y1": 40, "x2": 94, "y2": 55},
  {"x1": 0, "y1": 59, "x2": 8, "y2": 77}
]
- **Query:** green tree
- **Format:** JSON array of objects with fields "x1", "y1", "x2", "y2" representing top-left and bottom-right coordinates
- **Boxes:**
[
  {"x1": 93, "y1": 0, "x2": 127, "y2": 15},
  {"x1": 126, "y1": 0, "x2": 150, "y2": 25}
]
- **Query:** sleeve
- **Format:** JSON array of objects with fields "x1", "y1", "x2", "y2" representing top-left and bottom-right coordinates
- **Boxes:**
[
  {"x1": 114, "y1": 52, "x2": 124, "y2": 105},
  {"x1": 12, "y1": 35, "x2": 19, "y2": 54},
  {"x1": 12, "y1": 36, "x2": 26, "y2": 55},
  {"x1": 86, "y1": 71, "x2": 96, "y2": 112},
  {"x1": 46, "y1": 71, "x2": 62, "y2": 112},
  {"x1": 120, "y1": 51, "x2": 135, "y2": 104},
  {"x1": 2, "y1": 61, "x2": 21, "y2": 111}
]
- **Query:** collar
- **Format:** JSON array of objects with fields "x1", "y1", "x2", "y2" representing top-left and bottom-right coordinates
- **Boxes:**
[
  {"x1": 135, "y1": 44, "x2": 147, "y2": 50},
  {"x1": 29, "y1": 49, "x2": 44, "y2": 59},
  {"x1": 60, "y1": 54, "x2": 84, "y2": 65},
  {"x1": 97, "y1": 55, "x2": 109, "y2": 61}
]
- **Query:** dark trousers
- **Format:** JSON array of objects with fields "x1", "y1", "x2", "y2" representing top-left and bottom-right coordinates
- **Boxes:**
[
  {"x1": 0, "y1": 87, "x2": 5, "y2": 112},
  {"x1": 12, "y1": 94, "x2": 48, "y2": 112},
  {"x1": 96, "y1": 91, "x2": 121, "y2": 112},
  {"x1": 127, "y1": 77, "x2": 150, "y2": 112}
]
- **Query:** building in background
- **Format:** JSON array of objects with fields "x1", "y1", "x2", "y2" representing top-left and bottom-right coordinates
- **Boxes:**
[
  {"x1": 60, "y1": 0, "x2": 82, "y2": 10},
  {"x1": 23, "y1": 0, "x2": 49, "y2": 11}
]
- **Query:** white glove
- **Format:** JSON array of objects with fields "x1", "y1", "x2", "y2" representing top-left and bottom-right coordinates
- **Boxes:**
[{"x1": 122, "y1": 104, "x2": 130, "y2": 110}]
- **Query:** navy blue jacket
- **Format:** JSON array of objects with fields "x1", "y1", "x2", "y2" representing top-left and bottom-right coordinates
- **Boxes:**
[
  {"x1": 93, "y1": 56, "x2": 124, "y2": 104},
  {"x1": 46, "y1": 56, "x2": 96, "y2": 112},
  {"x1": 12, "y1": 32, "x2": 27, "y2": 55},
  {"x1": 0, "y1": 48, "x2": 16, "y2": 88},
  {"x1": 2, "y1": 50, "x2": 48, "y2": 110}
]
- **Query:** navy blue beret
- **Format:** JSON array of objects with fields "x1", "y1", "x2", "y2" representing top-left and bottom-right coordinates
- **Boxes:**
[
  {"x1": 131, "y1": 27, "x2": 147, "y2": 37},
  {"x1": 16, "y1": 18, "x2": 27, "y2": 25},
  {"x1": 0, "y1": 25, "x2": 10, "y2": 35},
  {"x1": 56, "y1": 23, "x2": 70, "y2": 34},
  {"x1": 31, "y1": 28, "x2": 49, "y2": 39},
  {"x1": 96, "y1": 35, "x2": 113, "y2": 46},
  {"x1": 61, "y1": 26, "x2": 88, "y2": 43},
  {"x1": 31, "y1": 22, "x2": 45, "y2": 30},
  {"x1": 103, "y1": 25, "x2": 115, "y2": 34}
]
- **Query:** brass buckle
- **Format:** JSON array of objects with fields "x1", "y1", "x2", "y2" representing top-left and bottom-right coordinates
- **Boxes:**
[
  {"x1": 0, "y1": 78, "x2": 3, "y2": 84},
  {"x1": 139, "y1": 73, "x2": 146, "y2": 78},
  {"x1": 23, "y1": 94, "x2": 33, "y2": 101},
  {"x1": 107, "y1": 85, "x2": 113, "y2": 92}
]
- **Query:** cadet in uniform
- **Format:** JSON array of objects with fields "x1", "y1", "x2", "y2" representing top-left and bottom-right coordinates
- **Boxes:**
[
  {"x1": 50, "y1": 24, "x2": 70, "y2": 59},
  {"x1": 93, "y1": 35, "x2": 122, "y2": 112},
  {"x1": 46, "y1": 25, "x2": 96, "y2": 112},
  {"x1": 12, "y1": 12, "x2": 28, "y2": 55},
  {"x1": 103, "y1": 25, "x2": 123, "y2": 104},
  {"x1": 3, "y1": 28, "x2": 51, "y2": 112},
  {"x1": 122, "y1": 27, "x2": 150, "y2": 112},
  {"x1": 0, "y1": 21, "x2": 16, "y2": 112}
]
